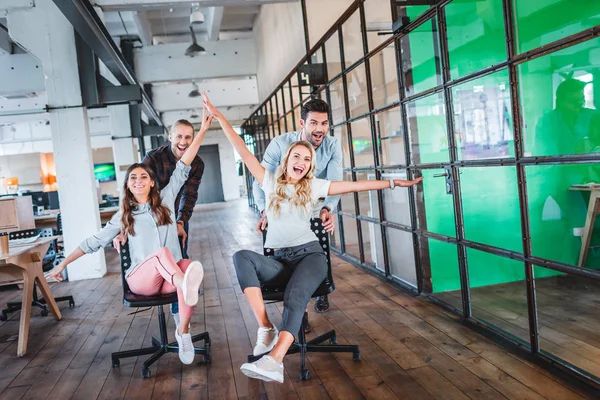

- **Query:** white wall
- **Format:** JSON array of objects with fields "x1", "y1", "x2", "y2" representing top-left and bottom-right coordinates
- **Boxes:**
[
  {"x1": 253, "y1": 2, "x2": 305, "y2": 101},
  {"x1": 201, "y1": 129, "x2": 240, "y2": 202},
  {"x1": 305, "y1": 0, "x2": 353, "y2": 48}
]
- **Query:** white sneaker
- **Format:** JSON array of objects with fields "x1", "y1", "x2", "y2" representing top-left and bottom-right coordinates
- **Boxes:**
[
  {"x1": 182, "y1": 261, "x2": 204, "y2": 306},
  {"x1": 175, "y1": 327, "x2": 195, "y2": 365},
  {"x1": 240, "y1": 355, "x2": 284, "y2": 383},
  {"x1": 253, "y1": 326, "x2": 279, "y2": 356},
  {"x1": 173, "y1": 313, "x2": 180, "y2": 328}
]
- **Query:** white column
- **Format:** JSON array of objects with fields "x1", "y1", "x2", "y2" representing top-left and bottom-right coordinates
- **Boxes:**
[
  {"x1": 7, "y1": 0, "x2": 106, "y2": 280},
  {"x1": 108, "y1": 105, "x2": 136, "y2": 198}
]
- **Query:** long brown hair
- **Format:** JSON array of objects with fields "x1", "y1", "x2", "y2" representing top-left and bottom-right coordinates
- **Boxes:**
[
  {"x1": 121, "y1": 163, "x2": 172, "y2": 236},
  {"x1": 268, "y1": 141, "x2": 317, "y2": 217}
]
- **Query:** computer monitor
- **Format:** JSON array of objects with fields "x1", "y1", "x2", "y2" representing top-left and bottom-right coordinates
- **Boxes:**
[
  {"x1": 48, "y1": 191, "x2": 60, "y2": 210},
  {"x1": 29, "y1": 191, "x2": 49, "y2": 208},
  {"x1": 94, "y1": 163, "x2": 117, "y2": 182}
]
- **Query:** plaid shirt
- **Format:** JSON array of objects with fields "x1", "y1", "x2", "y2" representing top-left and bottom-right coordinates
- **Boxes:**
[{"x1": 142, "y1": 145, "x2": 205, "y2": 224}]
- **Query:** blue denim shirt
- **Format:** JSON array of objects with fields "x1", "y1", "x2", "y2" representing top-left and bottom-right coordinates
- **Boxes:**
[{"x1": 252, "y1": 131, "x2": 343, "y2": 213}]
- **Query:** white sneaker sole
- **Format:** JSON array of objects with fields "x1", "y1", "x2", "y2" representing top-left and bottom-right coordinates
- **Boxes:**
[
  {"x1": 182, "y1": 261, "x2": 204, "y2": 306},
  {"x1": 240, "y1": 363, "x2": 283, "y2": 383},
  {"x1": 253, "y1": 332, "x2": 279, "y2": 356}
]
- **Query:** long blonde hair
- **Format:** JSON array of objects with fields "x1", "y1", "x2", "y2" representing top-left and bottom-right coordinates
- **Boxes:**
[{"x1": 268, "y1": 141, "x2": 317, "y2": 216}]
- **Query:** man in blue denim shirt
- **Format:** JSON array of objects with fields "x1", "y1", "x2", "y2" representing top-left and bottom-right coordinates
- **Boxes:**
[{"x1": 252, "y1": 99, "x2": 342, "y2": 328}]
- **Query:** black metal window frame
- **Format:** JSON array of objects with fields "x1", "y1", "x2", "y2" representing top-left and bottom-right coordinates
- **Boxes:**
[{"x1": 240, "y1": 0, "x2": 600, "y2": 389}]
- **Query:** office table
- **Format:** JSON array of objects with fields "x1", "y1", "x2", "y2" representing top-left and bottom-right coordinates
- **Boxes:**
[
  {"x1": 0, "y1": 236, "x2": 62, "y2": 356},
  {"x1": 569, "y1": 185, "x2": 600, "y2": 268},
  {"x1": 34, "y1": 206, "x2": 120, "y2": 228}
]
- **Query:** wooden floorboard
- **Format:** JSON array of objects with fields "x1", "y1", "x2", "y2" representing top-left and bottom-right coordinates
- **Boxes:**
[{"x1": 0, "y1": 200, "x2": 595, "y2": 399}]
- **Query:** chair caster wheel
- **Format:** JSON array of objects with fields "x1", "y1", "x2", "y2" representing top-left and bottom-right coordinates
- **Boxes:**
[
  {"x1": 141, "y1": 367, "x2": 151, "y2": 379},
  {"x1": 112, "y1": 358, "x2": 120, "y2": 368},
  {"x1": 69, "y1": 300, "x2": 75, "y2": 307},
  {"x1": 352, "y1": 352, "x2": 361, "y2": 361},
  {"x1": 300, "y1": 369, "x2": 311, "y2": 380},
  {"x1": 203, "y1": 355, "x2": 211, "y2": 363},
  {"x1": 41, "y1": 309, "x2": 49, "y2": 317},
  {"x1": 0, "y1": 314, "x2": 7, "y2": 322},
  {"x1": 329, "y1": 336, "x2": 337, "y2": 345}
]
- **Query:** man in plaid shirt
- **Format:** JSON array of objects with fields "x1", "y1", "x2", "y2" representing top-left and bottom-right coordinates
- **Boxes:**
[{"x1": 143, "y1": 119, "x2": 205, "y2": 327}]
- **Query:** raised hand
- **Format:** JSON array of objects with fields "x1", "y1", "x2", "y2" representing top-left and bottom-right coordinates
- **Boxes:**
[{"x1": 394, "y1": 176, "x2": 423, "y2": 187}]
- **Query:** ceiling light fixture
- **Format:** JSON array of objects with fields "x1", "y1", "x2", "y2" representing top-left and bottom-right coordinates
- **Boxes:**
[
  {"x1": 189, "y1": 81, "x2": 201, "y2": 98},
  {"x1": 185, "y1": 26, "x2": 206, "y2": 57}
]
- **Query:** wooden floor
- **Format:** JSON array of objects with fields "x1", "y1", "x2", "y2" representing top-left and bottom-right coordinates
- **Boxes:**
[
  {"x1": 0, "y1": 200, "x2": 595, "y2": 399},
  {"x1": 436, "y1": 275, "x2": 600, "y2": 380}
]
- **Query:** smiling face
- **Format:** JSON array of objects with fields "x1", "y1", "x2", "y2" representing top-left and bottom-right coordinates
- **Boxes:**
[
  {"x1": 127, "y1": 167, "x2": 155, "y2": 201},
  {"x1": 285, "y1": 144, "x2": 314, "y2": 182},
  {"x1": 299, "y1": 111, "x2": 329, "y2": 149},
  {"x1": 169, "y1": 123, "x2": 195, "y2": 160}
]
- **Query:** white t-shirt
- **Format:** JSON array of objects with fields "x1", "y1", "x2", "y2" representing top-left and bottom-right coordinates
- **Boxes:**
[{"x1": 261, "y1": 170, "x2": 331, "y2": 249}]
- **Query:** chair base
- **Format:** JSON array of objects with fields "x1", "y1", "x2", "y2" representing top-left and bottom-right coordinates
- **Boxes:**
[
  {"x1": 0, "y1": 284, "x2": 74, "y2": 321},
  {"x1": 111, "y1": 305, "x2": 211, "y2": 378},
  {"x1": 247, "y1": 317, "x2": 360, "y2": 380}
]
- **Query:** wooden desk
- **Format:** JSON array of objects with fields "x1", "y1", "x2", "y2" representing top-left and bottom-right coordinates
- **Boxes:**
[
  {"x1": 34, "y1": 206, "x2": 120, "y2": 228},
  {"x1": 569, "y1": 185, "x2": 600, "y2": 267},
  {"x1": 0, "y1": 236, "x2": 62, "y2": 356}
]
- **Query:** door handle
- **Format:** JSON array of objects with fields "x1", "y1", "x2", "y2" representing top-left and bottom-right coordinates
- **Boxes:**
[{"x1": 433, "y1": 172, "x2": 448, "y2": 178}]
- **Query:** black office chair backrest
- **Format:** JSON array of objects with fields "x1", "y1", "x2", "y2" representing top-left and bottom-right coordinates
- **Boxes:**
[
  {"x1": 118, "y1": 241, "x2": 133, "y2": 293},
  {"x1": 262, "y1": 218, "x2": 334, "y2": 298}
]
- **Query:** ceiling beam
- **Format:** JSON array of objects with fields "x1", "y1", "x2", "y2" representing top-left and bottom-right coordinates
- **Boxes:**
[
  {"x1": 206, "y1": 7, "x2": 223, "y2": 42},
  {"x1": 132, "y1": 11, "x2": 152, "y2": 45},
  {"x1": 51, "y1": 0, "x2": 164, "y2": 128},
  {"x1": 162, "y1": 105, "x2": 255, "y2": 126},
  {"x1": 0, "y1": 27, "x2": 12, "y2": 55}
]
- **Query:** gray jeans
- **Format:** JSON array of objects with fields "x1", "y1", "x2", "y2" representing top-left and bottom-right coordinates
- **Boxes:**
[{"x1": 233, "y1": 241, "x2": 328, "y2": 336}]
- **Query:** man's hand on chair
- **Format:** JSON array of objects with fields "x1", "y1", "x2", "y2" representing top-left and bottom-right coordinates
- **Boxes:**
[
  {"x1": 256, "y1": 210, "x2": 268, "y2": 234},
  {"x1": 320, "y1": 208, "x2": 335, "y2": 234},
  {"x1": 177, "y1": 221, "x2": 187, "y2": 247},
  {"x1": 112, "y1": 233, "x2": 126, "y2": 251}
]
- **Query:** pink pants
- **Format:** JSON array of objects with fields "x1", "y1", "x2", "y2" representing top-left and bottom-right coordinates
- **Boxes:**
[{"x1": 126, "y1": 247, "x2": 193, "y2": 320}]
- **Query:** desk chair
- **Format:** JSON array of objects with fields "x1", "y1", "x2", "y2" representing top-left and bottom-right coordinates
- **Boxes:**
[
  {"x1": 247, "y1": 219, "x2": 360, "y2": 380},
  {"x1": 0, "y1": 228, "x2": 75, "y2": 321},
  {"x1": 110, "y1": 242, "x2": 211, "y2": 378}
]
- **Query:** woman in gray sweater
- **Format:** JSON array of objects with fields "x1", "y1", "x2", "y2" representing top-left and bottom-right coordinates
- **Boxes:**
[{"x1": 46, "y1": 109, "x2": 213, "y2": 365}]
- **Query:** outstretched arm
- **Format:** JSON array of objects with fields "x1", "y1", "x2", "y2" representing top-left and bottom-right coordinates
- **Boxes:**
[
  {"x1": 180, "y1": 108, "x2": 212, "y2": 166},
  {"x1": 202, "y1": 92, "x2": 266, "y2": 186},
  {"x1": 328, "y1": 176, "x2": 423, "y2": 196}
]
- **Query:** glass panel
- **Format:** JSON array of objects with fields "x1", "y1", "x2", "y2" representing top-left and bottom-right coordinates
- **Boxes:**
[
  {"x1": 377, "y1": 107, "x2": 406, "y2": 166},
  {"x1": 419, "y1": 237, "x2": 462, "y2": 310},
  {"x1": 294, "y1": 106, "x2": 301, "y2": 131},
  {"x1": 342, "y1": 11, "x2": 364, "y2": 68},
  {"x1": 330, "y1": 216, "x2": 339, "y2": 248},
  {"x1": 356, "y1": 171, "x2": 379, "y2": 218},
  {"x1": 370, "y1": 40, "x2": 400, "y2": 109},
  {"x1": 276, "y1": 88, "x2": 285, "y2": 119},
  {"x1": 335, "y1": 125, "x2": 351, "y2": 168},
  {"x1": 407, "y1": 93, "x2": 449, "y2": 164},
  {"x1": 513, "y1": 0, "x2": 600, "y2": 54},
  {"x1": 414, "y1": 168, "x2": 456, "y2": 238},
  {"x1": 519, "y1": 38, "x2": 600, "y2": 157},
  {"x1": 329, "y1": 77, "x2": 346, "y2": 125},
  {"x1": 467, "y1": 249, "x2": 530, "y2": 345},
  {"x1": 285, "y1": 112, "x2": 294, "y2": 133},
  {"x1": 445, "y1": 0, "x2": 506, "y2": 79},
  {"x1": 325, "y1": 31, "x2": 342, "y2": 79},
  {"x1": 461, "y1": 167, "x2": 523, "y2": 252},
  {"x1": 400, "y1": 17, "x2": 441, "y2": 97},
  {"x1": 340, "y1": 171, "x2": 356, "y2": 214},
  {"x1": 393, "y1": 5, "x2": 431, "y2": 22},
  {"x1": 381, "y1": 169, "x2": 411, "y2": 226},
  {"x1": 526, "y1": 163, "x2": 600, "y2": 269},
  {"x1": 291, "y1": 73, "x2": 301, "y2": 108},
  {"x1": 350, "y1": 118, "x2": 375, "y2": 168},
  {"x1": 365, "y1": 0, "x2": 393, "y2": 51},
  {"x1": 453, "y1": 69, "x2": 514, "y2": 160},
  {"x1": 347, "y1": 63, "x2": 369, "y2": 118},
  {"x1": 534, "y1": 267, "x2": 600, "y2": 378},
  {"x1": 387, "y1": 228, "x2": 417, "y2": 286},
  {"x1": 342, "y1": 215, "x2": 361, "y2": 260},
  {"x1": 361, "y1": 220, "x2": 379, "y2": 267}
]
